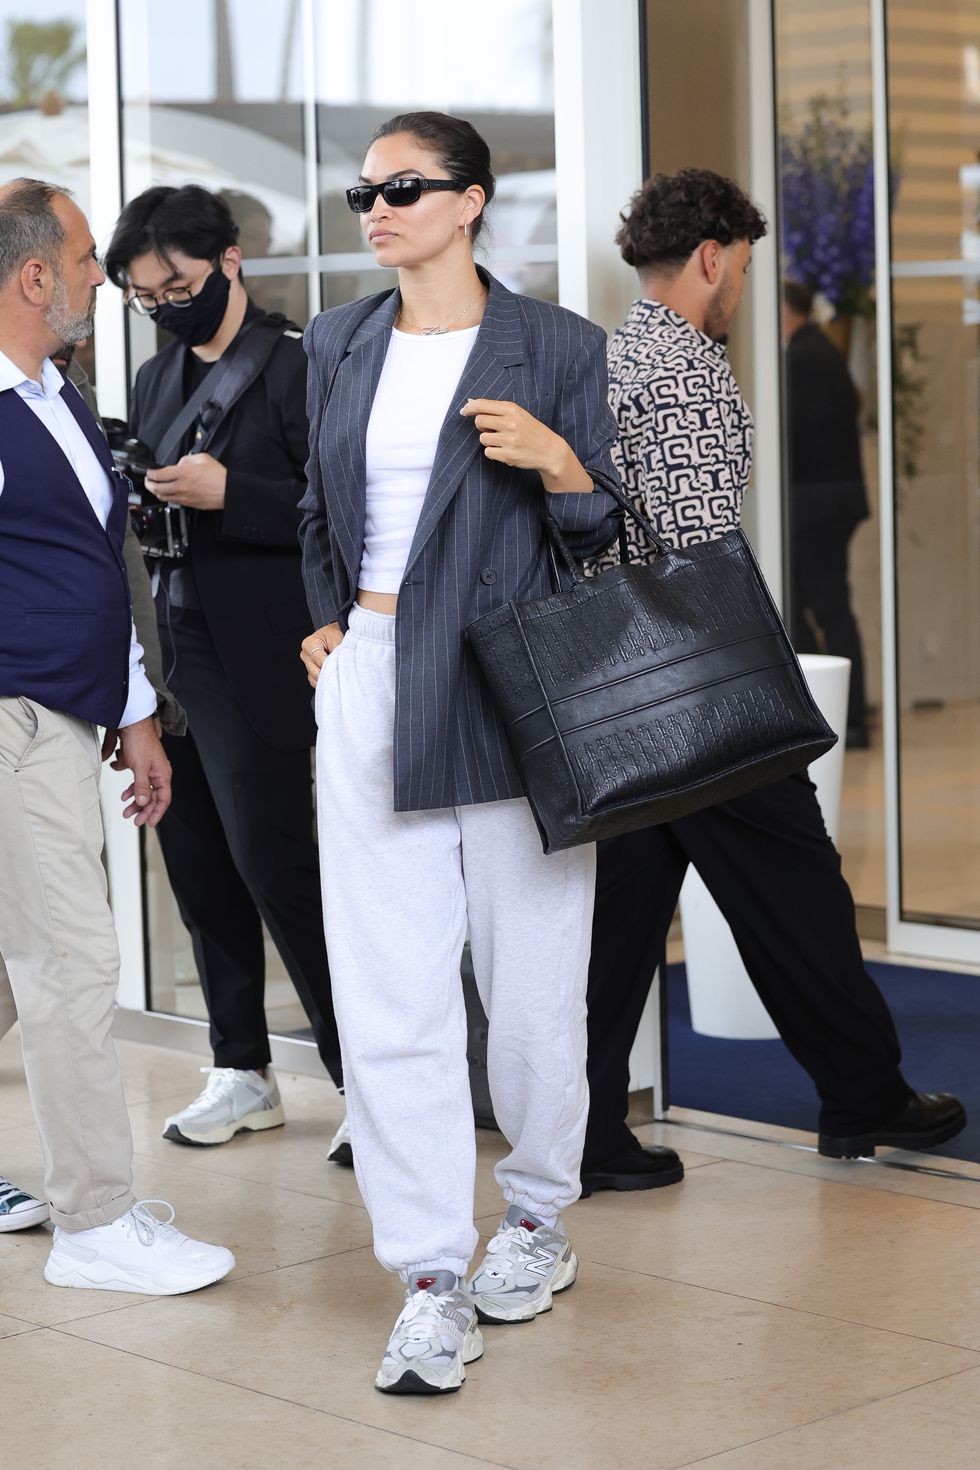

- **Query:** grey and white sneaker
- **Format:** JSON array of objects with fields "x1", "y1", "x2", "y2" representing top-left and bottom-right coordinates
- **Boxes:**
[
  {"x1": 0, "y1": 1176, "x2": 49, "y2": 1232},
  {"x1": 163, "y1": 1067, "x2": 285, "y2": 1145},
  {"x1": 327, "y1": 1114, "x2": 353, "y2": 1167},
  {"x1": 376, "y1": 1270, "x2": 484, "y2": 1395},
  {"x1": 468, "y1": 1204, "x2": 578, "y2": 1324}
]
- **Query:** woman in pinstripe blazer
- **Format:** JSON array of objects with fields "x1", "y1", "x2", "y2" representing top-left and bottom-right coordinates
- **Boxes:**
[{"x1": 298, "y1": 112, "x2": 620, "y2": 1396}]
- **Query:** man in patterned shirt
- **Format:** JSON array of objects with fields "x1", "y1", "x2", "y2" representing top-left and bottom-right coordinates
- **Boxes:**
[{"x1": 580, "y1": 169, "x2": 965, "y2": 1197}]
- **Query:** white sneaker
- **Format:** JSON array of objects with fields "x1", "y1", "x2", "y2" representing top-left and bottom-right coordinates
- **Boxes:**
[
  {"x1": 43, "y1": 1200, "x2": 235, "y2": 1295},
  {"x1": 327, "y1": 1114, "x2": 353, "y2": 1167},
  {"x1": 376, "y1": 1271, "x2": 483, "y2": 1395},
  {"x1": 0, "y1": 1176, "x2": 49, "y2": 1232},
  {"x1": 468, "y1": 1204, "x2": 577, "y2": 1324},
  {"x1": 163, "y1": 1067, "x2": 285, "y2": 1145}
]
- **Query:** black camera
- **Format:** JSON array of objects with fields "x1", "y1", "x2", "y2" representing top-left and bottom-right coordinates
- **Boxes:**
[{"x1": 103, "y1": 418, "x2": 189, "y2": 560}]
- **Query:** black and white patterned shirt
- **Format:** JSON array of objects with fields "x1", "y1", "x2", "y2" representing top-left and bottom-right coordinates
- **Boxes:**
[{"x1": 593, "y1": 298, "x2": 754, "y2": 569}]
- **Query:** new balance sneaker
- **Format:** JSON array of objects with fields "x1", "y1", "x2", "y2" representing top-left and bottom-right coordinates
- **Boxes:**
[
  {"x1": 0, "y1": 1176, "x2": 49, "y2": 1232},
  {"x1": 43, "y1": 1200, "x2": 235, "y2": 1295},
  {"x1": 327, "y1": 1114, "x2": 353, "y2": 1167},
  {"x1": 468, "y1": 1204, "x2": 577, "y2": 1324},
  {"x1": 376, "y1": 1270, "x2": 484, "y2": 1395},
  {"x1": 163, "y1": 1067, "x2": 285, "y2": 1145}
]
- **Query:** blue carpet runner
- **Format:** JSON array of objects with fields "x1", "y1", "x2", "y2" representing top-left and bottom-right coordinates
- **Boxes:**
[{"x1": 667, "y1": 960, "x2": 980, "y2": 1163}]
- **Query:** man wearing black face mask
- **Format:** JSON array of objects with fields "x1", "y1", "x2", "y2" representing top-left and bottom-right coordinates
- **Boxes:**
[{"x1": 104, "y1": 186, "x2": 347, "y2": 1154}]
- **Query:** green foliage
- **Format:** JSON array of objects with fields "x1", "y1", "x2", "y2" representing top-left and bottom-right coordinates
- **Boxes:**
[{"x1": 2, "y1": 18, "x2": 85, "y2": 106}]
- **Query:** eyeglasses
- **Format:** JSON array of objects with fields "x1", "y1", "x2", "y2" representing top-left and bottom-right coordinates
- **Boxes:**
[
  {"x1": 346, "y1": 177, "x2": 463, "y2": 214},
  {"x1": 125, "y1": 259, "x2": 218, "y2": 315}
]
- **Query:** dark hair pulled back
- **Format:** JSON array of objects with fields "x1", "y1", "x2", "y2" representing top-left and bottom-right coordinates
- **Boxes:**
[
  {"x1": 370, "y1": 111, "x2": 495, "y2": 242},
  {"x1": 104, "y1": 184, "x2": 239, "y2": 288}
]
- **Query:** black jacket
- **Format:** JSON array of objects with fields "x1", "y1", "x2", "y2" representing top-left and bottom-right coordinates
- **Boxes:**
[
  {"x1": 129, "y1": 301, "x2": 314, "y2": 750},
  {"x1": 785, "y1": 322, "x2": 870, "y2": 532}
]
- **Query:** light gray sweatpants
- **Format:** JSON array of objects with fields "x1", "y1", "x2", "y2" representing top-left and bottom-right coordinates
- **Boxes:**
[{"x1": 314, "y1": 605, "x2": 596, "y2": 1280}]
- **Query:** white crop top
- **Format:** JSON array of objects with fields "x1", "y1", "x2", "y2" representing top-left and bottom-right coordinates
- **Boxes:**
[{"x1": 359, "y1": 325, "x2": 479, "y2": 593}]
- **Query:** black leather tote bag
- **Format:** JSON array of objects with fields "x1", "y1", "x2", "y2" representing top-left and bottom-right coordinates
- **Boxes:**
[{"x1": 466, "y1": 482, "x2": 837, "y2": 854}]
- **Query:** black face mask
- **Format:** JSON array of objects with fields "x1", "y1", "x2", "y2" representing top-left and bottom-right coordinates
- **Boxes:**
[{"x1": 154, "y1": 266, "x2": 231, "y2": 346}]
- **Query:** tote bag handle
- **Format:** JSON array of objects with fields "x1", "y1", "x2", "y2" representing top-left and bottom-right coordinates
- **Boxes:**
[{"x1": 544, "y1": 469, "x2": 672, "y2": 588}]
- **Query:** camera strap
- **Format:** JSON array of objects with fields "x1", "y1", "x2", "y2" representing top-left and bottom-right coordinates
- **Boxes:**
[{"x1": 154, "y1": 312, "x2": 295, "y2": 467}]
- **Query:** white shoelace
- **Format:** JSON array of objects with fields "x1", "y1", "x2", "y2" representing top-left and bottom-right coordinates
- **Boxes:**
[
  {"x1": 182, "y1": 1067, "x2": 251, "y2": 1114},
  {"x1": 126, "y1": 1200, "x2": 179, "y2": 1246},
  {"x1": 485, "y1": 1225, "x2": 535, "y2": 1261},
  {"x1": 397, "y1": 1289, "x2": 452, "y2": 1337}
]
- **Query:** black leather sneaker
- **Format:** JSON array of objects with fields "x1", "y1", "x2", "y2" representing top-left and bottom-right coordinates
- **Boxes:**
[
  {"x1": 818, "y1": 1092, "x2": 967, "y2": 1159},
  {"x1": 580, "y1": 1142, "x2": 684, "y2": 1197}
]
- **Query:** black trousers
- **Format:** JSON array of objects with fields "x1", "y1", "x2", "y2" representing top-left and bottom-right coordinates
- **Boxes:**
[
  {"x1": 584, "y1": 771, "x2": 910, "y2": 1164},
  {"x1": 791, "y1": 519, "x2": 867, "y2": 733},
  {"x1": 156, "y1": 612, "x2": 342, "y2": 1084}
]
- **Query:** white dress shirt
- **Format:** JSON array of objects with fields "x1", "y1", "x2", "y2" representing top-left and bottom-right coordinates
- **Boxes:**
[{"x1": 0, "y1": 347, "x2": 156, "y2": 727}]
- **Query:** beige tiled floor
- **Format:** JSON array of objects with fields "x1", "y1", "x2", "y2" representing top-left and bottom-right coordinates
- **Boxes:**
[{"x1": 4, "y1": 1034, "x2": 980, "y2": 1468}]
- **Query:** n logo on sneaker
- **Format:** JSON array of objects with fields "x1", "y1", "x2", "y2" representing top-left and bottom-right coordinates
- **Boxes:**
[{"x1": 524, "y1": 1245, "x2": 559, "y2": 1279}]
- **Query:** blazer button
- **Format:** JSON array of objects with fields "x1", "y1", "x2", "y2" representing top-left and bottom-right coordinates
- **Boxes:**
[{"x1": 480, "y1": 567, "x2": 497, "y2": 585}]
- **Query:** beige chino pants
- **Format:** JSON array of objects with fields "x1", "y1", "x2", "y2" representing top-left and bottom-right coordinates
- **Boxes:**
[{"x1": 0, "y1": 696, "x2": 134, "y2": 1230}]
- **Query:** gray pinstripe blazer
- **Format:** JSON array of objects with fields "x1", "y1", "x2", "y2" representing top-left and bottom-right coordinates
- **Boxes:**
[{"x1": 300, "y1": 269, "x2": 621, "y2": 812}]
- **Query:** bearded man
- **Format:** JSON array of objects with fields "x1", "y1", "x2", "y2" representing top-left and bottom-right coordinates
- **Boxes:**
[
  {"x1": 580, "y1": 169, "x2": 965, "y2": 1197},
  {"x1": 0, "y1": 177, "x2": 234, "y2": 1295}
]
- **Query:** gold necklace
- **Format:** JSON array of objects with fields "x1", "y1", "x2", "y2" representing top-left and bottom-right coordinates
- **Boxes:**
[{"x1": 396, "y1": 288, "x2": 487, "y2": 336}]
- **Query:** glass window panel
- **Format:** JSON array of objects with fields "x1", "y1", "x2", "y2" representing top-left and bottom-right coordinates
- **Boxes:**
[
  {"x1": 119, "y1": 0, "x2": 309, "y2": 374},
  {"x1": 0, "y1": 1, "x2": 91, "y2": 371},
  {"x1": 315, "y1": 0, "x2": 556, "y2": 305},
  {"x1": 774, "y1": 1, "x2": 883, "y2": 914},
  {"x1": 642, "y1": 0, "x2": 757, "y2": 461},
  {"x1": 116, "y1": 0, "x2": 558, "y2": 1030},
  {"x1": 887, "y1": 0, "x2": 980, "y2": 927}
]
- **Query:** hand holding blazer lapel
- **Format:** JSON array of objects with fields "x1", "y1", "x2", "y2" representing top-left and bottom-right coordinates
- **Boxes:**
[
  {"x1": 403, "y1": 274, "x2": 526, "y2": 578},
  {"x1": 323, "y1": 273, "x2": 526, "y2": 587}
]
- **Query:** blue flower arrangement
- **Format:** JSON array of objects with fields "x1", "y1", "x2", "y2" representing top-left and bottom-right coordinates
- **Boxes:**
[{"x1": 780, "y1": 91, "x2": 885, "y2": 317}]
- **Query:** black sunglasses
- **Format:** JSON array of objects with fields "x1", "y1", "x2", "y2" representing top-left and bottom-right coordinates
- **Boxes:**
[{"x1": 346, "y1": 177, "x2": 463, "y2": 213}]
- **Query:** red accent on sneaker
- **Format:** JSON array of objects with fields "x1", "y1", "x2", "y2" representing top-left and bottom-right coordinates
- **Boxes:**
[
  {"x1": 415, "y1": 1276, "x2": 438, "y2": 1291},
  {"x1": 519, "y1": 1218, "x2": 539, "y2": 1232}
]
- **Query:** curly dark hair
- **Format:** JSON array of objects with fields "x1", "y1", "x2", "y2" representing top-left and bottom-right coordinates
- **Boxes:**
[{"x1": 616, "y1": 168, "x2": 767, "y2": 273}]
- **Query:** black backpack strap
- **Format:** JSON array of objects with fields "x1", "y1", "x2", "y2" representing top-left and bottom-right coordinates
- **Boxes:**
[{"x1": 153, "y1": 314, "x2": 290, "y2": 465}]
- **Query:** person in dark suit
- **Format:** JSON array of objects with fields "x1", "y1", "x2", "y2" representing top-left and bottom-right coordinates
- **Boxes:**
[
  {"x1": 783, "y1": 280, "x2": 870, "y2": 746},
  {"x1": 103, "y1": 186, "x2": 344, "y2": 1150},
  {"x1": 581, "y1": 169, "x2": 965, "y2": 1199},
  {"x1": 300, "y1": 112, "x2": 619, "y2": 1394}
]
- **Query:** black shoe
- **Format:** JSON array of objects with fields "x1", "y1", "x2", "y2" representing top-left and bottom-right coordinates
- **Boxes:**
[
  {"x1": 327, "y1": 1116, "x2": 354, "y2": 1167},
  {"x1": 818, "y1": 1092, "x2": 967, "y2": 1159},
  {"x1": 580, "y1": 1143, "x2": 684, "y2": 1197}
]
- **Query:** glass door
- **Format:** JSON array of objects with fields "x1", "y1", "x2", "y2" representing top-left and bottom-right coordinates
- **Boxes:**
[
  {"x1": 877, "y1": 0, "x2": 980, "y2": 959},
  {"x1": 114, "y1": 0, "x2": 561, "y2": 1034}
]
